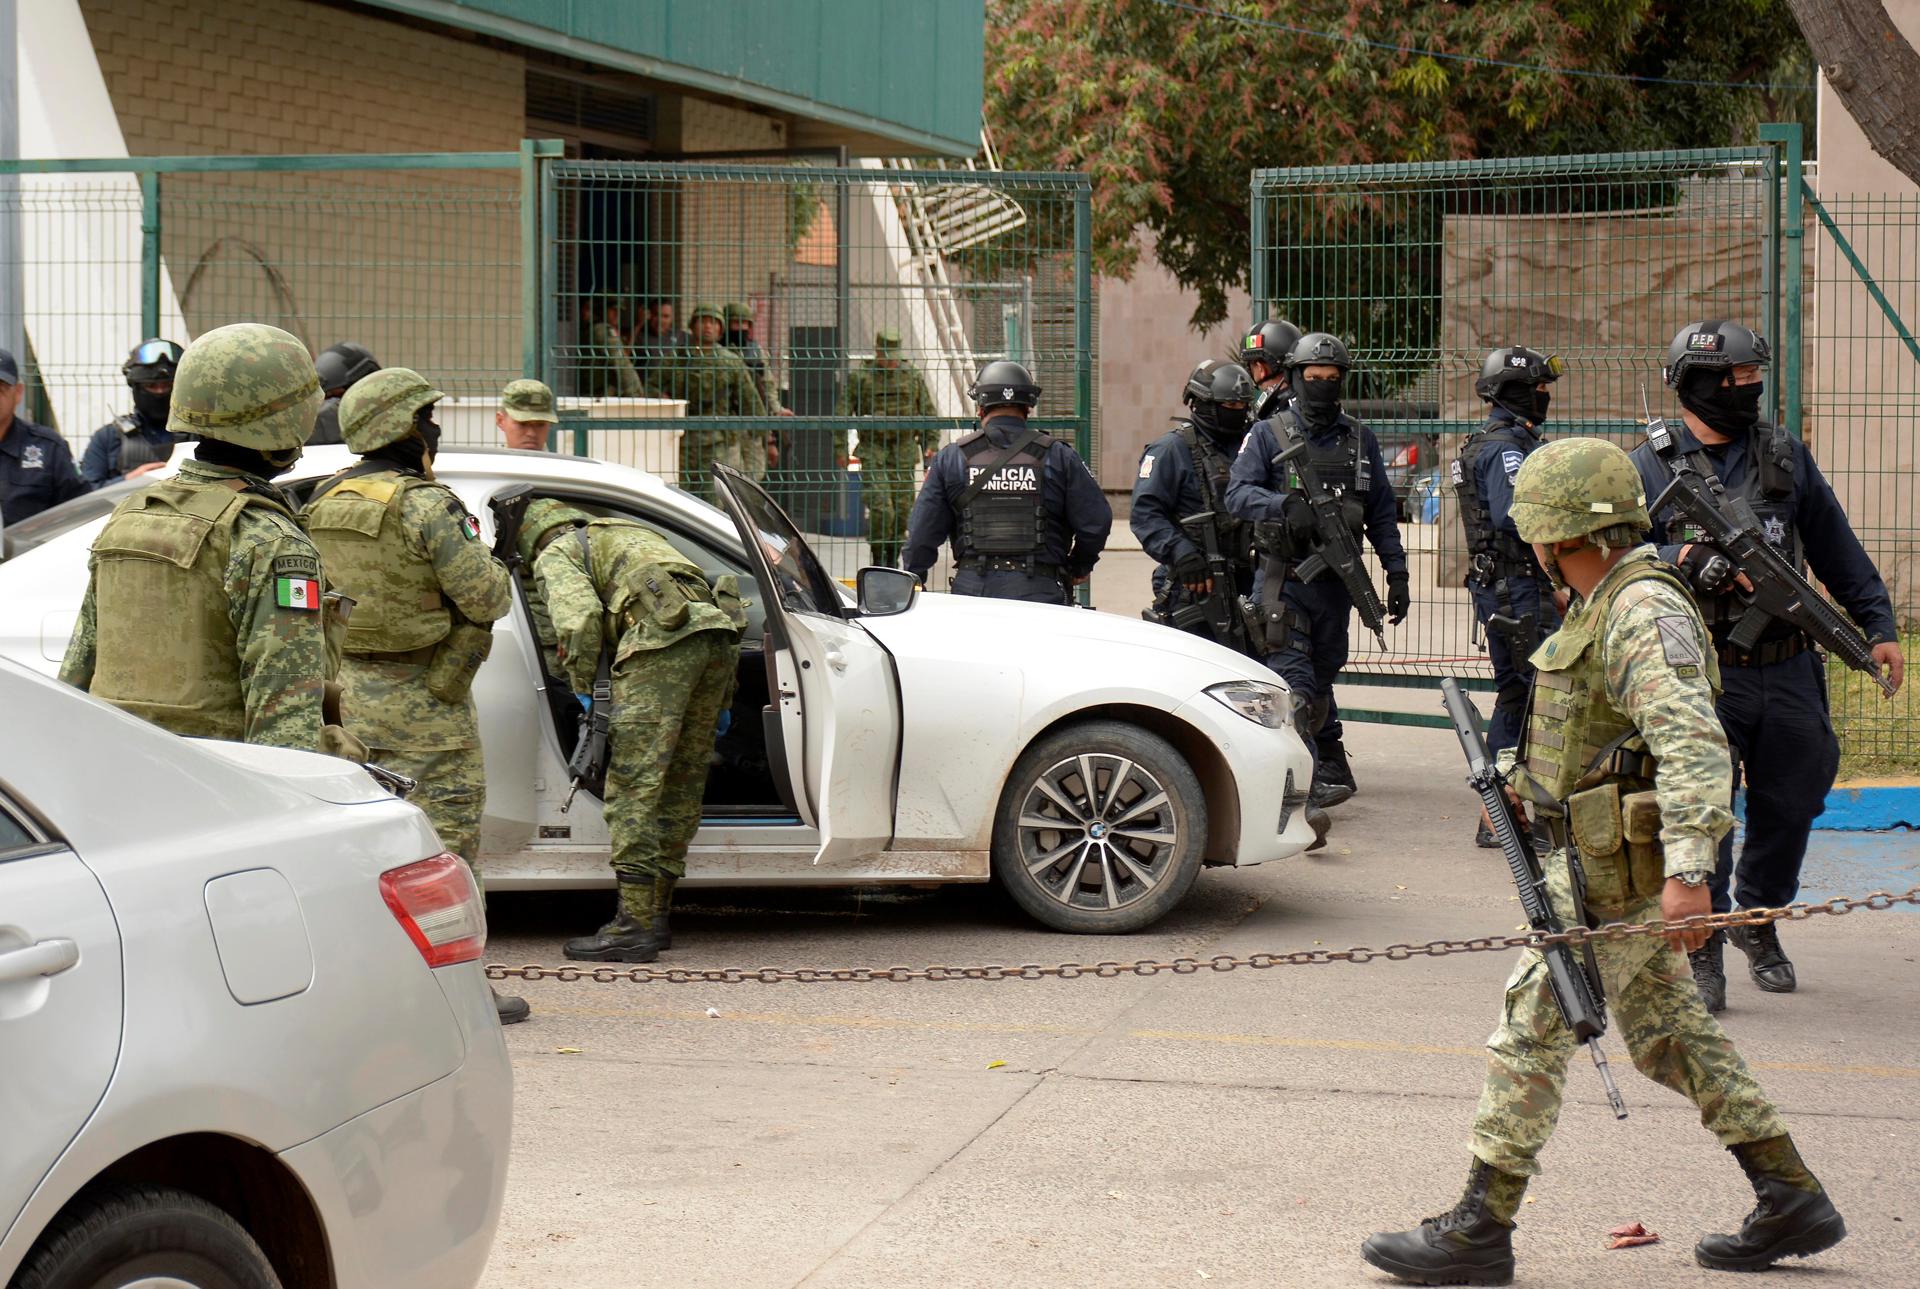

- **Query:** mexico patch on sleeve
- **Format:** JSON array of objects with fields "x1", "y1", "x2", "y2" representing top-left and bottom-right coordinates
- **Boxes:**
[
  {"x1": 276, "y1": 576, "x2": 321, "y2": 611},
  {"x1": 461, "y1": 513, "x2": 481, "y2": 540},
  {"x1": 1655, "y1": 615, "x2": 1701, "y2": 668}
]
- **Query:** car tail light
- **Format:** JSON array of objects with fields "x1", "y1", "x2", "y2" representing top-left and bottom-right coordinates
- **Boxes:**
[
  {"x1": 1405, "y1": 442, "x2": 1419, "y2": 466},
  {"x1": 380, "y1": 853, "x2": 485, "y2": 967}
]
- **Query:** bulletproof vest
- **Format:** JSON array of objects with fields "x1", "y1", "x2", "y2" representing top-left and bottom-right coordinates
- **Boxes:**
[
  {"x1": 1654, "y1": 425, "x2": 1799, "y2": 634},
  {"x1": 1266, "y1": 412, "x2": 1368, "y2": 566},
  {"x1": 301, "y1": 470, "x2": 450, "y2": 653},
  {"x1": 850, "y1": 362, "x2": 928, "y2": 416},
  {"x1": 1175, "y1": 422, "x2": 1249, "y2": 567},
  {"x1": 1451, "y1": 419, "x2": 1538, "y2": 575},
  {"x1": 680, "y1": 345, "x2": 745, "y2": 415},
  {"x1": 115, "y1": 416, "x2": 178, "y2": 474},
  {"x1": 1517, "y1": 557, "x2": 1717, "y2": 803},
  {"x1": 88, "y1": 479, "x2": 297, "y2": 739},
  {"x1": 955, "y1": 429, "x2": 1051, "y2": 562},
  {"x1": 577, "y1": 517, "x2": 744, "y2": 660}
]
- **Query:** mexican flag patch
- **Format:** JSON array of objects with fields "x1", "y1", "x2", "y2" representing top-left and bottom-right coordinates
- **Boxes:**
[
  {"x1": 276, "y1": 577, "x2": 321, "y2": 610},
  {"x1": 461, "y1": 513, "x2": 481, "y2": 540}
]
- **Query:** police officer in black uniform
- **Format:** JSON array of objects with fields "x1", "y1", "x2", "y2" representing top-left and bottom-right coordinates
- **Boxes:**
[
  {"x1": 1132, "y1": 359, "x2": 1258, "y2": 645},
  {"x1": 80, "y1": 339, "x2": 186, "y2": 488},
  {"x1": 0, "y1": 347, "x2": 86, "y2": 526},
  {"x1": 1455, "y1": 345, "x2": 1563, "y2": 846},
  {"x1": 1630, "y1": 320, "x2": 1904, "y2": 1013},
  {"x1": 903, "y1": 360, "x2": 1111, "y2": 604},
  {"x1": 1240, "y1": 319, "x2": 1302, "y2": 423},
  {"x1": 1225, "y1": 333, "x2": 1409, "y2": 836},
  {"x1": 308, "y1": 341, "x2": 381, "y2": 447}
]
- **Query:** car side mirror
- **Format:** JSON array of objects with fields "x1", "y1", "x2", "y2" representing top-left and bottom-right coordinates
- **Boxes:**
[{"x1": 856, "y1": 566, "x2": 918, "y2": 617}]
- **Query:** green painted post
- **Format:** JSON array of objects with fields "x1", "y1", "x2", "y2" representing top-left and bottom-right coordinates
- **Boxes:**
[
  {"x1": 139, "y1": 171, "x2": 160, "y2": 338},
  {"x1": 1073, "y1": 182, "x2": 1094, "y2": 607},
  {"x1": 1249, "y1": 172, "x2": 1267, "y2": 323},
  {"x1": 520, "y1": 139, "x2": 540, "y2": 380},
  {"x1": 1759, "y1": 130, "x2": 1781, "y2": 430},
  {"x1": 1762, "y1": 123, "x2": 1806, "y2": 440}
]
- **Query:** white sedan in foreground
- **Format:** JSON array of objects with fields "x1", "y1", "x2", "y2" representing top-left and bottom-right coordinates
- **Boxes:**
[
  {"x1": 0, "y1": 447, "x2": 1314, "y2": 934},
  {"x1": 0, "y1": 659, "x2": 510, "y2": 1287}
]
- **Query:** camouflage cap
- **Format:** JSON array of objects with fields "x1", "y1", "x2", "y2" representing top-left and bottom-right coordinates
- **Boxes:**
[
  {"x1": 340, "y1": 366, "x2": 445, "y2": 453},
  {"x1": 520, "y1": 498, "x2": 596, "y2": 566},
  {"x1": 875, "y1": 327, "x2": 902, "y2": 351},
  {"x1": 169, "y1": 322, "x2": 322, "y2": 450},
  {"x1": 724, "y1": 302, "x2": 754, "y2": 324},
  {"x1": 500, "y1": 378, "x2": 558, "y2": 424},
  {"x1": 1509, "y1": 437, "x2": 1650, "y2": 544},
  {"x1": 690, "y1": 302, "x2": 724, "y2": 325}
]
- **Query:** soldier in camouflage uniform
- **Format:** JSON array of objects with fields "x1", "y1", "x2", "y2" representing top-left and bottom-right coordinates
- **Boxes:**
[
  {"x1": 659, "y1": 303, "x2": 764, "y2": 501},
  {"x1": 836, "y1": 328, "x2": 939, "y2": 568},
  {"x1": 585, "y1": 297, "x2": 647, "y2": 399},
  {"x1": 299, "y1": 368, "x2": 524, "y2": 1024},
  {"x1": 725, "y1": 301, "x2": 791, "y2": 480},
  {"x1": 1362, "y1": 439, "x2": 1845, "y2": 1285},
  {"x1": 517, "y1": 499, "x2": 746, "y2": 962},
  {"x1": 60, "y1": 323, "x2": 362, "y2": 760}
]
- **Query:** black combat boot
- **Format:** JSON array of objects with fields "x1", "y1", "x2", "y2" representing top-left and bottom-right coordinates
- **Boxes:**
[
  {"x1": 651, "y1": 873, "x2": 678, "y2": 950},
  {"x1": 1311, "y1": 741, "x2": 1358, "y2": 808},
  {"x1": 1727, "y1": 919, "x2": 1797, "y2": 993},
  {"x1": 1361, "y1": 1158, "x2": 1523, "y2": 1286},
  {"x1": 1695, "y1": 1136, "x2": 1846, "y2": 1271},
  {"x1": 1689, "y1": 930, "x2": 1728, "y2": 1014},
  {"x1": 492, "y1": 988, "x2": 531, "y2": 1025},
  {"x1": 1305, "y1": 803, "x2": 1331, "y2": 852},
  {"x1": 563, "y1": 879, "x2": 668, "y2": 963},
  {"x1": 1474, "y1": 819, "x2": 1497, "y2": 849}
]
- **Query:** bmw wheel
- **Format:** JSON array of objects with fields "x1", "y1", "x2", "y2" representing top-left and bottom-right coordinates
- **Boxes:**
[{"x1": 992, "y1": 720, "x2": 1207, "y2": 933}]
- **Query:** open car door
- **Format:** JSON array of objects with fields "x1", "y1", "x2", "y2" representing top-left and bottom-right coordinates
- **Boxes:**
[{"x1": 712, "y1": 465, "x2": 901, "y2": 865}]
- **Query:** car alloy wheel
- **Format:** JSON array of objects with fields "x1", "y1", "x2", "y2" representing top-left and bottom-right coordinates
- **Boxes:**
[{"x1": 1017, "y1": 753, "x2": 1178, "y2": 914}]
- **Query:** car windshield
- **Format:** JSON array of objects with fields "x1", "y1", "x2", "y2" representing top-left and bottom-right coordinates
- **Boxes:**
[
  {"x1": 719, "y1": 472, "x2": 845, "y2": 618},
  {"x1": 0, "y1": 479, "x2": 145, "y2": 561}
]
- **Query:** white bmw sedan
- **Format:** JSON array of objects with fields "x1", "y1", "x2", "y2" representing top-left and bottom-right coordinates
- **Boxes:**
[
  {"x1": 0, "y1": 659, "x2": 510, "y2": 1287},
  {"x1": 0, "y1": 447, "x2": 1315, "y2": 934}
]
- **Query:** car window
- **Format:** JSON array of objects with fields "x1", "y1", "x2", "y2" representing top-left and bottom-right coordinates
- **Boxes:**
[
  {"x1": 0, "y1": 480, "x2": 142, "y2": 560},
  {"x1": 719, "y1": 474, "x2": 845, "y2": 619},
  {"x1": 0, "y1": 789, "x2": 58, "y2": 862}
]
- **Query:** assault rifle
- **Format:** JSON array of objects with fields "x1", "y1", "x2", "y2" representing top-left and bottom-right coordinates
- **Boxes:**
[
  {"x1": 1170, "y1": 512, "x2": 1254, "y2": 653},
  {"x1": 1640, "y1": 387, "x2": 1893, "y2": 696},
  {"x1": 1275, "y1": 436, "x2": 1389, "y2": 650},
  {"x1": 488, "y1": 483, "x2": 535, "y2": 570},
  {"x1": 1441, "y1": 678, "x2": 1628, "y2": 1120},
  {"x1": 562, "y1": 524, "x2": 612, "y2": 812}
]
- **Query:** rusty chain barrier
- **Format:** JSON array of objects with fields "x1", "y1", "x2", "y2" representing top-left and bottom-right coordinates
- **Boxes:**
[{"x1": 483, "y1": 887, "x2": 1919, "y2": 986}]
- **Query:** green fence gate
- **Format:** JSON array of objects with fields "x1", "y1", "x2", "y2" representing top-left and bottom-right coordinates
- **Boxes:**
[
  {"x1": 534, "y1": 160, "x2": 1094, "y2": 582},
  {"x1": 1250, "y1": 127, "x2": 1916, "y2": 766}
]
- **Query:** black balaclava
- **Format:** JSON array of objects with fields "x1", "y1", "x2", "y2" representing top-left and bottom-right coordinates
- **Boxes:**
[
  {"x1": 195, "y1": 438, "x2": 301, "y2": 478},
  {"x1": 131, "y1": 384, "x2": 172, "y2": 427},
  {"x1": 1679, "y1": 368, "x2": 1762, "y2": 437},
  {"x1": 1292, "y1": 372, "x2": 1342, "y2": 429},
  {"x1": 1189, "y1": 400, "x2": 1249, "y2": 447},
  {"x1": 1490, "y1": 382, "x2": 1547, "y2": 427}
]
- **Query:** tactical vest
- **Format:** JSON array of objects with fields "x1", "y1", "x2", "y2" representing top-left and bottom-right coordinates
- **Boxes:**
[
  {"x1": 579, "y1": 518, "x2": 745, "y2": 660},
  {"x1": 1651, "y1": 425, "x2": 1799, "y2": 635},
  {"x1": 1451, "y1": 419, "x2": 1539, "y2": 578},
  {"x1": 114, "y1": 416, "x2": 178, "y2": 474},
  {"x1": 1175, "y1": 422, "x2": 1249, "y2": 568},
  {"x1": 1266, "y1": 412, "x2": 1369, "y2": 566},
  {"x1": 1252, "y1": 384, "x2": 1291, "y2": 423},
  {"x1": 301, "y1": 470, "x2": 450, "y2": 654},
  {"x1": 89, "y1": 479, "x2": 295, "y2": 739},
  {"x1": 955, "y1": 430, "x2": 1051, "y2": 565}
]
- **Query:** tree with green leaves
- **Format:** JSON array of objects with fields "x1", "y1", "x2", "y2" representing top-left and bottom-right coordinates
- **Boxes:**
[{"x1": 986, "y1": 0, "x2": 1814, "y2": 328}]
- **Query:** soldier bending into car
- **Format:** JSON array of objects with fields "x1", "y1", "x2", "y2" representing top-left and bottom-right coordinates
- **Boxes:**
[{"x1": 516, "y1": 499, "x2": 747, "y2": 962}]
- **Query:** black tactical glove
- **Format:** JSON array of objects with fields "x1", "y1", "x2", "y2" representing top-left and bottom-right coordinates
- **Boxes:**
[
  {"x1": 1171, "y1": 548, "x2": 1210, "y2": 587},
  {"x1": 1386, "y1": 572, "x2": 1411, "y2": 625},
  {"x1": 1681, "y1": 543, "x2": 1736, "y2": 593}
]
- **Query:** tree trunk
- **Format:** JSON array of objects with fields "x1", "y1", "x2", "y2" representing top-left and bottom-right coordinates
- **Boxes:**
[{"x1": 1788, "y1": 0, "x2": 1920, "y2": 184}]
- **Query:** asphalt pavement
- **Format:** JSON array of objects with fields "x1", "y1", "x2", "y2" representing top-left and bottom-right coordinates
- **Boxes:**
[{"x1": 480, "y1": 719, "x2": 1920, "y2": 1288}]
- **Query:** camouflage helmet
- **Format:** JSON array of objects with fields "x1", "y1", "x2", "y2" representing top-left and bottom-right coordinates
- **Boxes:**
[
  {"x1": 168, "y1": 322, "x2": 322, "y2": 450},
  {"x1": 340, "y1": 367, "x2": 445, "y2": 453},
  {"x1": 1509, "y1": 437, "x2": 1650, "y2": 544},
  {"x1": 690, "y1": 302, "x2": 725, "y2": 326},
  {"x1": 519, "y1": 498, "x2": 596, "y2": 566},
  {"x1": 724, "y1": 302, "x2": 754, "y2": 325}
]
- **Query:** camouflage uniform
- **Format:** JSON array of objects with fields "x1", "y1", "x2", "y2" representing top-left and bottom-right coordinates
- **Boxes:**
[
  {"x1": 587, "y1": 316, "x2": 647, "y2": 399},
  {"x1": 301, "y1": 369, "x2": 511, "y2": 873},
  {"x1": 658, "y1": 304, "x2": 764, "y2": 500},
  {"x1": 836, "y1": 332, "x2": 939, "y2": 567},
  {"x1": 59, "y1": 323, "x2": 359, "y2": 758},
  {"x1": 526, "y1": 507, "x2": 744, "y2": 939},
  {"x1": 726, "y1": 302, "x2": 781, "y2": 480}
]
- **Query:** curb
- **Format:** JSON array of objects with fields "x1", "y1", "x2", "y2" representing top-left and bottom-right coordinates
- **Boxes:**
[{"x1": 1737, "y1": 785, "x2": 1920, "y2": 832}]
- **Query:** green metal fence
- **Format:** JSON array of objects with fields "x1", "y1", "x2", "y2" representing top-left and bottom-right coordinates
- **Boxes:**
[
  {"x1": 0, "y1": 149, "x2": 536, "y2": 463},
  {"x1": 536, "y1": 160, "x2": 1094, "y2": 580}
]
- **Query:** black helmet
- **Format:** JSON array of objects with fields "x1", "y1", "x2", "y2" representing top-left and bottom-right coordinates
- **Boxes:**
[
  {"x1": 1240, "y1": 319, "x2": 1302, "y2": 376},
  {"x1": 1663, "y1": 321, "x2": 1769, "y2": 388},
  {"x1": 122, "y1": 338, "x2": 184, "y2": 385},
  {"x1": 315, "y1": 341, "x2": 381, "y2": 394},
  {"x1": 1283, "y1": 332, "x2": 1353, "y2": 378},
  {"x1": 968, "y1": 359, "x2": 1041, "y2": 410},
  {"x1": 1474, "y1": 346, "x2": 1563, "y2": 401},
  {"x1": 1184, "y1": 359, "x2": 1256, "y2": 410}
]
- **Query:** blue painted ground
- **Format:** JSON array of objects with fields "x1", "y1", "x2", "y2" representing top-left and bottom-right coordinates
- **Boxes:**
[{"x1": 1789, "y1": 826, "x2": 1920, "y2": 913}]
